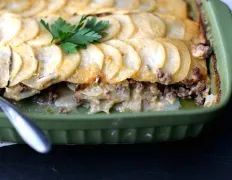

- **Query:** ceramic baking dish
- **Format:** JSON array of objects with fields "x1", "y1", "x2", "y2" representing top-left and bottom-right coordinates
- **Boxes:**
[{"x1": 0, "y1": 0, "x2": 231, "y2": 144}]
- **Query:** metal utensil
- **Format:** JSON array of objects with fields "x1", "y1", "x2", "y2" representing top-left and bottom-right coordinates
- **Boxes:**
[{"x1": 0, "y1": 97, "x2": 51, "y2": 153}]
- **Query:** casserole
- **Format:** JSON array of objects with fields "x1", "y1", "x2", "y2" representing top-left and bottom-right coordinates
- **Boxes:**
[{"x1": 0, "y1": 0, "x2": 231, "y2": 144}]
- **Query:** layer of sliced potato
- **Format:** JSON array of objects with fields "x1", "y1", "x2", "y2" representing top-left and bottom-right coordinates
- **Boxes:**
[
  {"x1": 0, "y1": 1, "x2": 7, "y2": 9},
  {"x1": 106, "y1": 40, "x2": 141, "y2": 83},
  {"x1": 162, "y1": 42, "x2": 181, "y2": 75},
  {"x1": 111, "y1": 15, "x2": 135, "y2": 40},
  {"x1": 4, "y1": 85, "x2": 40, "y2": 101},
  {"x1": 97, "y1": 43, "x2": 123, "y2": 82},
  {"x1": 99, "y1": 16, "x2": 121, "y2": 41},
  {"x1": 114, "y1": 0, "x2": 140, "y2": 9},
  {"x1": 137, "y1": 0, "x2": 156, "y2": 12},
  {"x1": 38, "y1": 0, "x2": 66, "y2": 16},
  {"x1": 0, "y1": 13, "x2": 22, "y2": 45},
  {"x1": 55, "y1": 51, "x2": 81, "y2": 81},
  {"x1": 10, "y1": 52, "x2": 23, "y2": 82},
  {"x1": 164, "y1": 39, "x2": 191, "y2": 83},
  {"x1": 10, "y1": 18, "x2": 39, "y2": 47},
  {"x1": 184, "y1": 19, "x2": 200, "y2": 41},
  {"x1": 127, "y1": 39, "x2": 165, "y2": 82},
  {"x1": 62, "y1": 0, "x2": 90, "y2": 15},
  {"x1": 27, "y1": 16, "x2": 58, "y2": 47},
  {"x1": 155, "y1": 0, "x2": 187, "y2": 19},
  {"x1": 6, "y1": 0, "x2": 31, "y2": 13},
  {"x1": 0, "y1": 45, "x2": 11, "y2": 88},
  {"x1": 89, "y1": 0, "x2": 114, "y2": 8},
  {"x1": 156, "y1": 14, "x2": 185, "y2": 40},
  {"x1": 10, "y1": 43, "x2": 38, "y2": 87},
  {"x1": 67, "y1": 44, "x2": 104, "y2": 84},
  {"x1": 131, "y1": 13, "x2": 166, "y2": 39},
  {"x1": 187, "y1": 55, "x2": 208, "y2": 81},
  {"x1": 23, "y1": 45, "x2": 63, "y2": 90},
  {"x1": 21, "y1": 0, "x2": 47, "y2": 17}
]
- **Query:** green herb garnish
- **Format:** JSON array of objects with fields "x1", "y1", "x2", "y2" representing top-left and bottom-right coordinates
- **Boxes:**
[{"x1": 40, "y1": 16, "x2": 109, "y2": 54}]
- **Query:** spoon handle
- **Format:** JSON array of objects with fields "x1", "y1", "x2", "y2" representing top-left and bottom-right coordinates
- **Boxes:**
[{"x1": 0, "y1": 97, "x2": 51, "y2": 153}]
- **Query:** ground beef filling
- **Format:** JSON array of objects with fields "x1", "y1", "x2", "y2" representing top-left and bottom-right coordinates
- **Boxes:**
[
  {"x1": 156, "y1": 68, "x2": 172, "y2": 85},
  {"x1": 160, "y1": 81, "x2": 209, "y2": 105},
  {"x1": 73, "y1": 79, "x2": 209, "y2": 109}
]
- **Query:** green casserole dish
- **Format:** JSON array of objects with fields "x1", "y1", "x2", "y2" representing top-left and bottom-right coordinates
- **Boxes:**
[{"x1": 0, "y1": 0, "x2": 231, "y2": 144}]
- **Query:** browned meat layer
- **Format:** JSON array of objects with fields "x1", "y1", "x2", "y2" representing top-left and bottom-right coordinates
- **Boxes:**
[{"x1": 160, "y1": 80, "x2": 210, "y2": 105}]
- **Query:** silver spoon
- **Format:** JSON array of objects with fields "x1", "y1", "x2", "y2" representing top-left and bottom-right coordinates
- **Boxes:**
[{"x1": 0, "y1": 97, "x2": 51, "y2": 153}]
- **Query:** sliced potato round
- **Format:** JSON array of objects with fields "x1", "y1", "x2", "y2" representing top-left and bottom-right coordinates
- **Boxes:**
[
  {"x1": 162, "y1": 42, "x2": 181, "y2": 75},
  {"x1": 67, "y1": 15, "x2": 82, "y2": 24},
  {"x1": 54, "y1": 87, "x2": 78, "y2": 108},
  {"x1": 106, "y1": 40, "x2": 141, "y2": 83},
  {"x1": 67, "y1": 44, "x2": 104, "y2": 84},
  {"x1": 155, "y1": 0, "x2": 187, "y2": 19},
  {"x1": 111, "y1": 14, "x2": 135, "y2": 40},
  {"x1": 187, "y1": 56, "x2": 208, "y2": 81},
  {"x1": 137, "y1": 0, "x2": 156, "y2": 11},
  {"x1": 6, "y1": 0, "x2": 31, "y2": 13},
  {"x1": 23, "y1": 45, "x2": 63, "y2": 90},
  {"x1": 0, "y1": 1, "x2": 7, "y2": 9},
  {"x1": 10, "y1": 18, "x2": 40, "y2": 47},
  {"x1": 4, "y1": 85, "x2": 40, "y2": 101},
  {"x1": 55, "y1": 51, "x2": 81, "y2": 81},
  {"x1": 10, "y1": 43, "x2": 38, "y2": 87},
  {"x1": 99, "y1": 17, "x2": 121, "y2": 41},
  {"x1": 38, "y1": 0, "x2": 66, "y2": 16},
  {"x1": 184, "y1": 43, "x2": 208, "y2": 81},
  {"x1": 164, "y1": 39, "x2": 191, "y2": 83},
  {"x1": 90, "y1": 0, "x2": 114, "y2": 8},
  {"x1": 21, "y1": 0, "x2": 47, "y2": 17},
  {"x1": 131, "y1": 13, "x2": 166, "y2": 39},
  {"x1": 62, "y1": 0, "x2": 90, "y2": 15},
  {"x1": 114, "y1": 0, "x2": 140, "y2": 9},
  {"x1": 184, "y1": 19, "x2": 200, "y2": 41},
  {"x1": 27, "y1": 17, "x2": 58, "y2": 47},
  {"x1": 0, "y1": 45, "x2": 11, "y2": 88},
  {"x1": 157, "y1": 14, "x2": 185, "y2": 40},
  {"x1": 0, "y1": 14, "x2": 22, "y2": 45},
  {"x1": 128, "y1": 39, "x2": 166, "y2": 82},
  {"x1": 10, "y1": 52, "x2": 23, "y2": 82},
  {"x1": 97, "y1": 43, "x2": 123, "y2": 82}
]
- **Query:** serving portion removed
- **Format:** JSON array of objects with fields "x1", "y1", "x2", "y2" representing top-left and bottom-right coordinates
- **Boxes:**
[{"x1": 0, "y1": 0, "x2": 216, "y2": 114}]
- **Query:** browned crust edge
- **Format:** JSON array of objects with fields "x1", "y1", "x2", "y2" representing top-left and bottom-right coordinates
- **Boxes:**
[{"x1": 195, "y1": 0, "x2": 221, "y2": 103}]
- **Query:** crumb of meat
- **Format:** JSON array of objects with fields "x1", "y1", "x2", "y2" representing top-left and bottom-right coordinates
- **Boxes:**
[
  {"x1": 195, "y1": 95, "x2": 205, "y2": 106},
  {"x1": 163, "y1": 87, "x2": 177, "y2": 100},
  {"x1": 156, "y1": 68, "x2": 172, "y2": 85},
  {"x1": 115, "y1": 81, "x2": 129, "y2": 93},
  {"x1": 58, "y1": 107, "x2": 72, "y2": 114},
  {"x1": 189, "y1": 81, "x2": 206, "y2": 96},
  {"x1": 48, "y1": 91, "x2": 58, "y2": 104},
  {"x1": 192, "y1": 67, "x2": 203, "y2": 81},
  {"x1": 129, "y1": 79, "x2": 144, "y2": 92},
  {"x1": 18, "y1": 84, "x2": 29, "y2": 93},
  {"x1": 191, "y1": 44, "x2": 212, "y2": 59}
]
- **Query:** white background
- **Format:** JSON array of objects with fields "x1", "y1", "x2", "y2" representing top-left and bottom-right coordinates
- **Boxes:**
[{"x1": 220, "y1": 0, "x2": 232, "y2": 10}]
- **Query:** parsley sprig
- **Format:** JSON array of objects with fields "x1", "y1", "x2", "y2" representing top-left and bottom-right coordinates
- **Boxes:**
[{"x1": 40, "y1": 16, "x2": 109, "y2": 54}]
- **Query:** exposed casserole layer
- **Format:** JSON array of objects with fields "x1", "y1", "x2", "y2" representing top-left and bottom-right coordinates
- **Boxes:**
[{"x1": 0, "y1": 0, "x2": 214, "y2": 113}]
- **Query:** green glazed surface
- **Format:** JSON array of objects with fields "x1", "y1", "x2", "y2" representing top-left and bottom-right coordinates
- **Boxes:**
[{"x1": 0, "y1": 0, "x2": 231, "y2": 144}]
